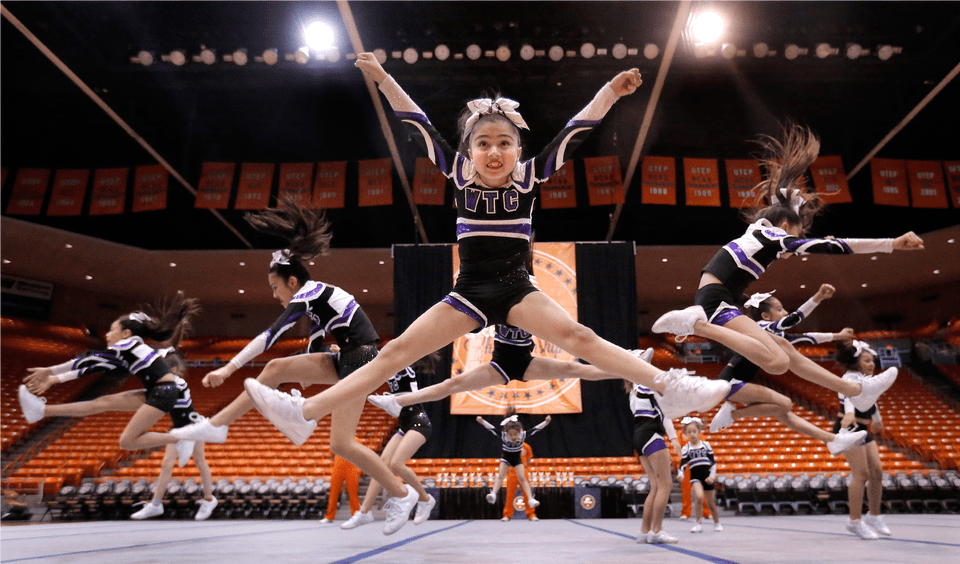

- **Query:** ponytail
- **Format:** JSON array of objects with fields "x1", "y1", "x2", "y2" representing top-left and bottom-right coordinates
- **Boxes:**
[
  {"x1": 119, "y1": 293, "x2": 201, "y2": 346},
  {"x1": 246, "y1": 196, "x2": 333, "y2": 286}
]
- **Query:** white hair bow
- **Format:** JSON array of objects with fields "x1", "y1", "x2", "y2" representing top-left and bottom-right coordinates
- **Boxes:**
[
  {"x1": 779, "y1": 187, "x2": 805, "y2": 215},
  {"x1": 745, "y1": 290, "x2": 776, "y2": 309},
  {"x1": 464, "y1": 97, "x2": 529, "y2": 134},
  {"x1": 271, "y1": 249, "x2": 292, "y2": 267},
  {"x1": 158, "y1": 346, "x2": 175, "y2": 357},
  {"x1": 127, "y1": 312, "x2": 153, "y2": 323},
  {"x1": 500, "y1": 414, "x2": 519, "y2": 426},
  {"x1": 852, "y1": 340, "x2": 877, "y2": 358},
  {"x1": 681, "y1": 416, "x2": 703, "y2": 427}
]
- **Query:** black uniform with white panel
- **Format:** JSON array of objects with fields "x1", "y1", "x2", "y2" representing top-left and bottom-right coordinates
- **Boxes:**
[{"x1": 387, "y1": 366, "x2": 432, "y2": 441}]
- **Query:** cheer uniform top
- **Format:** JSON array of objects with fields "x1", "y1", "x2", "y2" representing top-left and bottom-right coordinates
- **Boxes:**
[
  {"x1": 478, "y1": 417, "x2": 549, "y2": 467},
  {"x1": 387, "y1": 366, "x2": 432, "y2": 441},
  {"x1": 833, "y1": 371, "x2": 882, "y2": 445},
  {"x1": 697, "y1": 219, "x2": 895, "y2": 325},
  {"x1": 379, "y1": 75, "x2": 622, "y2": 328},
  {"x1": 629, "y1": 383, "x2": 677, "y2": 457},
  {"x1": 228, "y1": 280, "x2": 380, "y2": 378},
  {"x1": 679, "y1": 440, "x2": 717, "y2": 490}
]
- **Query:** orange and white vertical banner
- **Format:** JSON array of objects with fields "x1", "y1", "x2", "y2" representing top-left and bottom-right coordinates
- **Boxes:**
[
  {"x1": 944, "y1": 161, "x2": 960, "y2": 209},
  {"x1": 870, "y1": 158, "x2": 909, "y2": 207},
  {"x1": 358, "y1": 158, "x2": 393, "y2": 207},
  {"x1": 47, "y1": 169, "x2": 89, "y2": 216},
  {"x1": 132, "y1": 165, "x2": 168, "y2": 212},
  {"x1": 640, "y1": 156, "x2": 677, "y2": 205},
  {"x1": 6, "y1": 168, "x2": 50, "y2": 215},
  {"x1": 683, "y1": 158, "x2": 721, "y2": 207},
  {"x1": 234, "y1": 163, "x2": 274, "y2": 210},
  {"x1": 312, "y1": 161, "x2": 346, "y2": 209},
  {"x1": 413, "y1": 157, "x2": 446, "y2": 205},
  {"x1": 584, "y1": 156, "x2": 624, "y2": 206},
  {"x1": 724, "y1": 158, "x2": 762, "y2": 208},
  {"x1": 277, "y1": 163, "x2": 313, "y2": 206},
  {"x1": 450, "y1": 242, "x2": 583, "y2": 415},
  {"x1": 89, "y1": 168, "x2": 128, "y2": 215},
  {"x1": 906, "y1": 161, "x2": 948, "y2": 209},
  {"x1": 195, "y1": 162, "x2": 234, "y2": 209},
  {"x1": 810, "y1": 155, "x2": 853, "y2": 204},
  {"x1": 540, "y1": 160, "x2": 577, "y2": 209}
]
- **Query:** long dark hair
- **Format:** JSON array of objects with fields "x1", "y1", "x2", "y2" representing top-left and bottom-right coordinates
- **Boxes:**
[
  {"x1": 411, "y1": 351, "x2": 442, "y2": 376},
  {"x1": 245, "y1": 196, "x2": 333, "y2": 286},
  {"x1": 743, "y1": 122, "x2": 825, "y2": 235},
  {"x1": 118, "y1": 293, "x2": 201, "y2": 345}
]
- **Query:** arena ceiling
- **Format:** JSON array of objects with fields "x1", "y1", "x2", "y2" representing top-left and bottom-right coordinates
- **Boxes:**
[{"x1": 2, "y1": 1, "x2": 959, "y2": 253}]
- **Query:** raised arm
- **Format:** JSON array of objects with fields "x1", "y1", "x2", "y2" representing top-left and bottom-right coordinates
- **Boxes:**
[{"x1": 475, "y1": 416, "x2": 498, "y2": 436}]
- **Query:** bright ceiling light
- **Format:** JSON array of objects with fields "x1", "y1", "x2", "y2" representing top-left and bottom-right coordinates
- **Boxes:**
[
  {"x1": 520, "y1": 44, "x2": 535, "y2": 61},
  {"x1": 580, "y1": 43, "x2": 596, "y2": 59},
  {"x1": 403, "y1": 47, "x2": 418, "y2": 64},
  {"x1": 294, "y1": 46, "x2": 310, "y2": 65},
  {"x1": 435, "y1": 44, "x2": 450, "y2": 61},
  {"x1": 232, "y1": 48, "x2": 248, "y2": 66},
  {"x1": 198, "y1": 47, "x2": 216, "y2": 65},
  {"x1": 304, "y1": 20, "x2": 335, "y2": 52},
  {"x1": 166, "y1": 49, "x2": 187, "y2": 66},
  {"x1": 643, "y1": 43, "x2": 659, "y2": 60},
  {"x1": 612, "y1": 43, "x2": 627, "y2": 60},
  {"x1": 815, "y1": 43, "x2": 837, "y2": 59},
  {"x1": 324, "y1": 47, "x2": 340, "y2": 62},
  {"x1": 548, "y1": 45, "x2": 563, "y2": 61},
  {"x1": 720, "y1": 43, "x2": 737, "y2": 59},
  {"x1": 752, "y1": 42, "x2": 769, "y2": 57},
  {"x1": 784, "y1": 44, "x2": 805, "y2": 60},
  {"x1": 261, "y1": 48, "x2": 278, "y2": 65},
  {"x1": 877, "y1": 44, "x2": 901, "y2": 61},
  {"x1": 845, "y1": 43, "x2": 863, "y2": 60},
  {"x1": 496, "y1": 45, "x2": 511, "y2": 62},
  {"x1": 466, "y1": 44, "x2": 482, "y2": 60},
  {"x1": 692, "y1": 12, "x2": 724, "y2": 43},
  {"x1": 136, "y1": 51, "x2": 154, "y2": 66},
  {"x1": 373, "y1": 49, "x2": 387, "y2": 64}
]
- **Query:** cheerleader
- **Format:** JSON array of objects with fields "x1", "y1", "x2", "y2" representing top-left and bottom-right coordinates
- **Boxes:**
[
  {"x1": 708, "y1": 284, "x2": 867, "y2": 455},
  {"x1": 476, "y1": 407, "x2": 551, "y2": 510},
  {"x1": 835, "y1": 340, "x2": 892, "y2": 540},
  {"x1": 242, "y1": 52, "x2": 735, "y2": 454},
  {"x1": 654, "y1": 123, "x2": 922, "y2": 412},
  {"x1": 340, "y1": 355, "x2": 441, "y2": 530},
  {"x1": 170, "y1": 200, "x2": 418, "y2": 535},
  {"x1": 624, "y1": 380, "x2": 681, "y2": 544},
  {"x1": 678, "y1": 417, "x2": 721, "y2": 533}
]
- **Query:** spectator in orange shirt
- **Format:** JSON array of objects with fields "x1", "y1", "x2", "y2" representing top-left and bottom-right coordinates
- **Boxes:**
[{"x1": 502, "y1": 442, "x2": 538, "y2": 521}]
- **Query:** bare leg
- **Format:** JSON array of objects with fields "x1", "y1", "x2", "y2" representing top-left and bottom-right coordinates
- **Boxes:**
[
  {"x1": 692, "y1": 316, "x2": 790, "y2": 375},
  {"x1": 705, "y1": 489, "x2": 720, "y2": 524},
  {"x1": 118, "y1": 404, "x2": 178, "y2": 450},
  {"x1": 864, "y1": 442, "x2": 884, "y2": 516},
  {"x1": 396, "y1": 365, "x2": 503, "y2": 409},
  {"x1": 639, "y1": 449, "x2": 672, "y2": 534},
  {"x1": 780, "y1": 341, "x2": 861, "y2": 397},
  {"x1": 361, "y1": 431, "x2": 431, "y2": 511},
  {"x1": 489, "y1": 462, "x2": 509, "y2": 496},
  {"x1": 844, "y1": 445, "x2": 869, "y2": 520},
  {"x1": 691, "y1": 482, "x2": 705, "y2": 523},
  {"x1": 193, "y1": 444, "x2": 215, "y2": 500},
  {"x1": 43, "y1": 390, "x2": 146, "y2": 418},
  {"x1": 513, "y1": 463, "x2": 535, "y2": 501},
  {"x1": 729, "y1": 384, "x2": 835, "y2": 443},
  {"x1": 328, "y1": 395, "x2": 408, "y2": 499},
  {"x1": 150, "y1": 445, "x2": 177, "y2": 503}
]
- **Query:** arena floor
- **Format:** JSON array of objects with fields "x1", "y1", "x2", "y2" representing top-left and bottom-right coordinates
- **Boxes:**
[{"x1": 2, "y1": 514, "x2": 958, "y2": 563}]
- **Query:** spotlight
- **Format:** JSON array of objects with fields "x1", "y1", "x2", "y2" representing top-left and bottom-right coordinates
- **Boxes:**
[
  {"x1": 643, "y1": 43, "x2": 659, "y2": 59},
  {"x1": 435, "y1": 44, "x2": 450, "y2": 61},
  {"x1": 815, "y1": 43, "x2": 837, "y2": 59},
  {"x1": 548, "y1": 45, "x2": 563, "y2": 61},
  {"x1": 198, "y1": 47, "x2": 216, "y2": 65},
  {"x1": 324, "y1": 47, "x2": 340, "y2": 63},
  {"x1": 720, "y1": 43, "x2": 737, "y2": 59},
  {"x1": 692, "y1": 11, "x2": 723, "y2": 43},
  {"x1": 752, "y1": 42, "x2": 769, "y2": 57},
  {"x1": 496, "y1": 45, "x2": 511, "y2": 62},
  {"x1": 294, "y1": 46, "x2": 310, "y2": 65},
  {"x1": 466, "y1": 44, "x2": 482, "y2": 60},
  {"x1": 580, "y1": 42, "x2": 596, "y2": 59},
  {"x1": 304, "y1": 20, "x2": 335, "y2": 52},
  {"x1": 261, "y1": 48, "x2": 278, "y2": 65},
  {"x1": 612, "y1": 43, "x2": 627, "y2": 60},
  {"x1": 231, "y1": 48, "x2": 248, "y2": 66},
  {"x1": 784, "y1": 44, "x2": 807, "y2": 60},
  {"x1": 845, "y1": 43, "x2": 863, "y2": 60},
  {"x1": 403, "y1": 47, "x2": 418, "y2": 64},
  {"x1": 876, "y1": 45, "x2": 901, "y2": 60},
  {"x1": 520, "y1": 44, "x2": 535, "y2": 61},
  {"x1": 135, "y1": 50, "x2": 154, "y2": 66},
  {"x1": 165, "y1": 49, "x2": 187, "y2": 66},
  {"x1": 373, "y1": 49, "x2": 387, "y2": 64}
]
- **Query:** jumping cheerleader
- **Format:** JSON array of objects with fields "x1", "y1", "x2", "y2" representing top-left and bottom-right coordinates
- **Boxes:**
[
  {"x1": 654, "y1": 123, "x2": 922, "y2": 412},
  {"x1": 708, "y1": 284, "x2": 867, "y2": 455},
  {"x1": 476, "y1": 406, "x2": 551, "y2": 510}
]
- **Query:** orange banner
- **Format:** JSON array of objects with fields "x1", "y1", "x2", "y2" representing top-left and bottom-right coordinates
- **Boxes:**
[
  {"x1": 684, "y1": 158, "x2": 721, "y2": 207},
  {"x1": 945, "y1": 161, "x2": 960, "y2": 209},
  {"x1": 810, "y1": 155, "x2": 853, "y2": 204},
  {"x1": 89, "y1": 168, "x2": 128, "y2": 215},
  {"x1": 584, "y1": 156, "x2": 624, "y2": 205},
  {"x1": 47, "y1": 169, "x2": 89, "y2": 216},
  {"x1": 6, "y1": 169, "x2": 50, "y2": 215},
  {"x1": 234, "y1": 163, "x2": 274, "y2": 210},
  {"x1": 870, "y1": 158, "x2": 909, "y2": 207},
  {"x1": 413, "y1": 157, "x2": 446, "y2": 205},
  {"x1": 358, "y1": 158, "x2": 393, "y2": 207},
  {"x1": 724, "y1": 159, "x2": 762, "y2": 208},
  {"x1": 540, "y1": 160, "x2": 577, "y2": 209},
  {"x1": 132, "y1": 165, "x2": 168, "y2": 212},
  {"x1": 450, "y1": 242, "x2": 582, "y2": 415},
  {"x1": 195, "y1": 162, "x2": 234, "y2": 209},
  {"x1": 906, "y1": 161, "x2": 948, "y2": 209},
  {"x1": 312, "y1": 161, "x2": 346, "y2": 209},
  {"x1": 277, "y1": 163, "x2": 313, "y2": 207},
  {"x1": 640, "y1": 156, "x2": 676, "y2": 205}
]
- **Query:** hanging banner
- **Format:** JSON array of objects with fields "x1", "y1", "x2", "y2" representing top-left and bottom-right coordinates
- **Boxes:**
[
  {"x1": 683, "y1": 158, "x2": 721, "y2": 207},
  {"x1": 277, "y1": 163, "x2": 313, "y2": 206},
  {"x1": 640, "y1": 156, "x2": 676, "y2": 205},
  {"x1": 725, "y1": 158, "x2": 762, "y2": 208},
  {"x1": 540, "y1": 160, "x2": 577, "y2": 209},
  {"x1": 906, "y1": 161, "x2": 948, "y2": 209},
  {"x1": 413, "y1": 157, "x2": 446, "y2": 205},
  {"x1": 47, "y1": 169, "x2": 89, "y2": 216},
  {"x1": 810, "y1": 155, "x2": 853, "y2": 204},
  {"x1": 584, "y1": 156, "x2": 624, "y2": 206},
  {"x1": 945, "y1": 161, "x2": 960, "y2": 209},
  {"x1": 234, "y1": 163, "x2": 274, "y2": 210},
  {"x1": 358, "y1": 158, "x2": 393, "y2": 207},
  {"x1": 132, "y1": 165, "x2": 168, "y2": 212},
  {"x1": 450, "y1": 242, "x2": 583, "y2": 415},
  {"x1": 89, "y1": 168, "x2": 128, "y2": 215},
  {"x1": 195, "y1": 162, "x2": 234, "y2": 209},
  {"x1": 6, "y1": 169, "x2": 50, "y2": 215},
  {"x1": 312, "y1": 161, "x2": 346, "y2": 209},
  {"x1": 870, "y1": 158, "x2": 909, "y2": 207}
]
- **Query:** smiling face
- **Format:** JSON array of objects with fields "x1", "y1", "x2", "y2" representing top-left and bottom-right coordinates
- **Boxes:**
[
  {"x1": 268, "y1": 272, "x2": 301, "y2": 308},
  {"x1": 468, "y1": 117, "x2": 521, "y2": 188},
  {"x1": 857, "y1": 351, "x2": 876, "y2": 375}
]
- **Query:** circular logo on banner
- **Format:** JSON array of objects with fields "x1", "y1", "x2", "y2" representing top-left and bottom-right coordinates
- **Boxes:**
[
  {"x1": 513, "y1": 496, "x2": 526, "y2": 512},
  {"x1": 580, "y1": 494, "x2": 597, "y2": 510}
]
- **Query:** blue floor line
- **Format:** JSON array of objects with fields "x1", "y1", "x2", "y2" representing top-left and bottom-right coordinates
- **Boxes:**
[
  {"x1": 327, "y1": 520, "x2": 474, "y2": 564},
  {"x1": 725, "y1": 521, "x2": 960, "y2": 547},
  {"x1": 564, "y1": 519, "x2": 741, "y2": 564}
]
